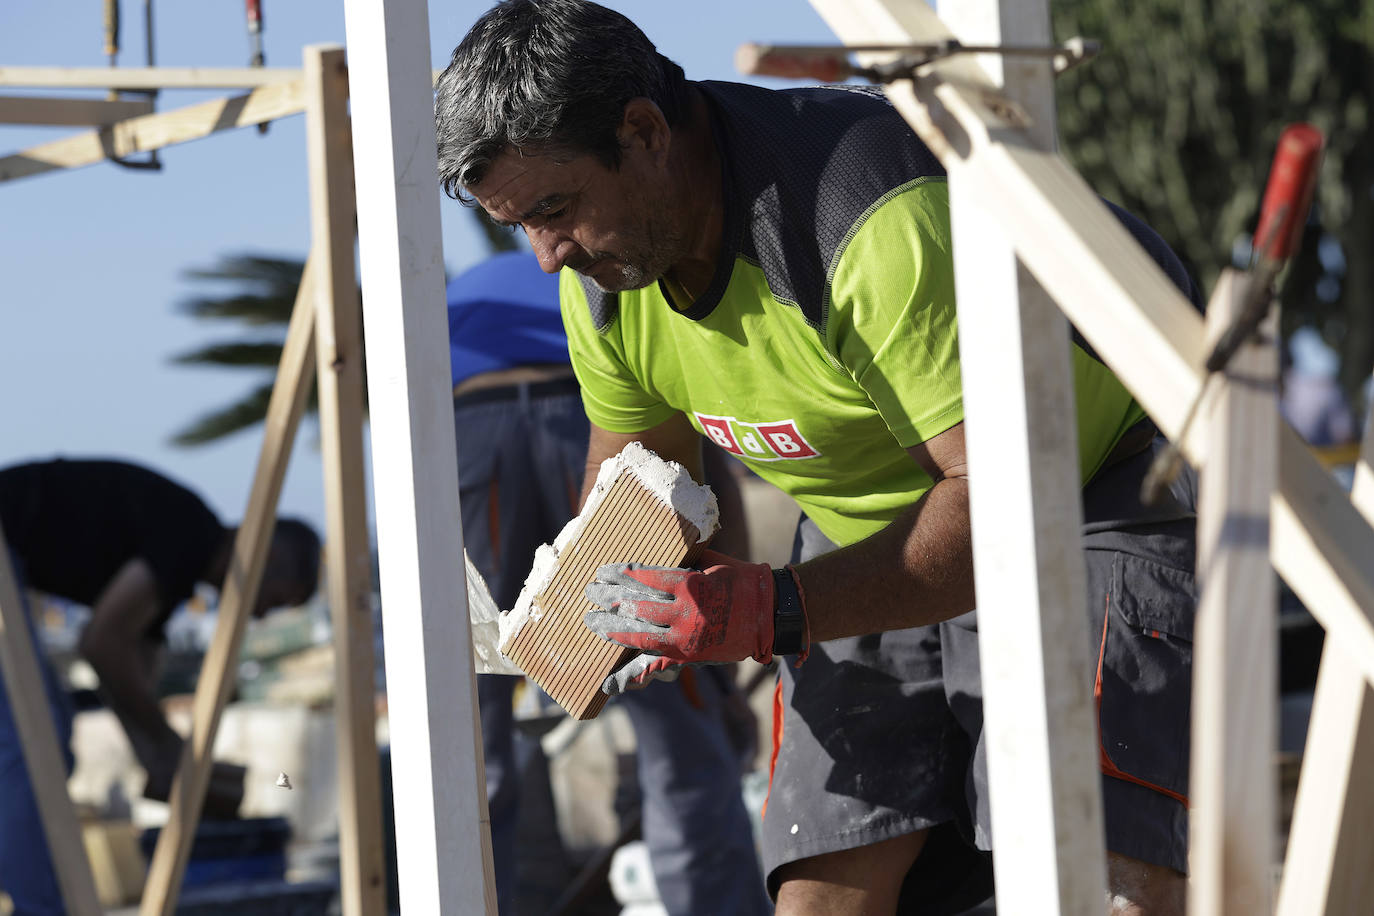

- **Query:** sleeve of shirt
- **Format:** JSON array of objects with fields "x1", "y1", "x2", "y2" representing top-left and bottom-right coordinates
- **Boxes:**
[
  {"x1": 133, "y1": 488, "x2": 224, "y2": 620},
  {"x1": 559, "y1": 271, "x2": 678, "y2": 433},
  {"x1": 826, "y1": 179, "x2": 963, "y2": 449}
]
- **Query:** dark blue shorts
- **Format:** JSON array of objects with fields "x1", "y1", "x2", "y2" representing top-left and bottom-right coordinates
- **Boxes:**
[{"x1": 762, "y1": 437, "x2": 1198, "y2": 904}]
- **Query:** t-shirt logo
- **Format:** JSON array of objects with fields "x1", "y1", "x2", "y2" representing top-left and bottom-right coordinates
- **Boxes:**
[{"x1": 695, "y1": 413, "x2": 820, "y2": 461}]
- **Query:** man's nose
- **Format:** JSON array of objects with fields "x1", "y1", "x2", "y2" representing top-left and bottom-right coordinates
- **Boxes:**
[{"x1": 529, "y1": 228, "x2": 574, "y2": 273}]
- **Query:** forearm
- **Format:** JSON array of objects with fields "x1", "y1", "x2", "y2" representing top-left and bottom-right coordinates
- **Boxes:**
[
  {"x1": 792, "y1": 476, "x2": 975, "y2": 643},
  {"x1": 82, "y1": 647, "x2": 179, "y2": 752}
]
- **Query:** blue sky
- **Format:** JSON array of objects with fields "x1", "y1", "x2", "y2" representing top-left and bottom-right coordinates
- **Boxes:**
[{"x1": 0, "y1": 2, "x2": 837, "y2": 535}]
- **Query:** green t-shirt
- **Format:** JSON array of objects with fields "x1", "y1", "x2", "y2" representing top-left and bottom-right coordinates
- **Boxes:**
[{"x1": 562, "y1": 82, "x2": 1158, "y2": 548}]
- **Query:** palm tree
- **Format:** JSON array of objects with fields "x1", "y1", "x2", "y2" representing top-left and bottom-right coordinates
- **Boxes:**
[
  {"x1": 170, "y1": 254, "x2": 311, "y2": 446},
  {"x1": 171, "y1": 215, "x2": 520, "y2": 447}
]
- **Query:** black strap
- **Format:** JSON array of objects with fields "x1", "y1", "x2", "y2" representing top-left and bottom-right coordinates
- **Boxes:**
[{"x1": 771, "y1": 567, "x2": 807, "y2": 657}]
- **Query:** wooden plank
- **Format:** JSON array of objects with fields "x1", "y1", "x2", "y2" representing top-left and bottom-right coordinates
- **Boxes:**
[
  {"x1": 0, "y1": 80, "x2": 306, "y2": 184},
  {"x1": 0, "y1": 95, "x2": 153, "y2": 126},
  {"x1": 304, "y1": 44, "x2": 388, "y2": 916},
  {"x1": 504, "y1": 469, "x2": 706, "y2": 720},
  {"x1": 139, "y1": 261, "x2": 318, "y2": 916},
  {"x1": 0, "y1": 528, "x2": 103, "y2": 916},
  {"x1": 0, "y1": 66, "x2": 301, "y2": 89},
  {"x1": 340, "y1": 0, "x2": 498, "y2": 909},
  {"x1": 1276, "y1": 387, "x2": 1374, "y2": 916},
  {"x1": 1188, "y1": 269, "x2": 1278, "y2": 914},
  {"x1": 1272, "y1": 430, "x2": 1374, "y2": 687},
  {"x1": 918, "y1": 0, "x2": 1107, "y2": 910}
]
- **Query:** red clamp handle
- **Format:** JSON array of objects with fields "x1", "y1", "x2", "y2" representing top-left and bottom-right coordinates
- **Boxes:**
[
  {"x1": 1253, "y1": 123, "x2": 1324, "y2": 263},
  {"x1": 736, "y1": 43, "x2": 852, "y2": 83}
]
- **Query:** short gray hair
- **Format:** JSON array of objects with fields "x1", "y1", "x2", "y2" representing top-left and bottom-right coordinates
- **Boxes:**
[{"x1": 435, "y1": 0, "x2": 690, "y2": 202}]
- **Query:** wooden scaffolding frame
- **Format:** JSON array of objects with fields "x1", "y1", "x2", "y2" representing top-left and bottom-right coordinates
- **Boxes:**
[
  {"x1": 341, "y1": 0, "x2": 1374, "y2": 912},
  {"x1": 10, "y1": 0, "x2": 1372, "y2": 911},
  {"x1": 0, "y1": 45, "x2": 416, "y2": 916}
]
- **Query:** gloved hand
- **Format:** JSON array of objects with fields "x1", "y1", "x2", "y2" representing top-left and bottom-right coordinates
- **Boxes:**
[
  {"x1": 601, "y1": 653, "x2": 686, "y2": 695},
  {"x1": 584, "y1": 550, "x2": 775, "y2": 665}
]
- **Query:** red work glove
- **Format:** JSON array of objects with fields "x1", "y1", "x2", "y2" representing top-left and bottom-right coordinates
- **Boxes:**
[{"x1": 584, "y1": 549, "x2": 775, "y2": 666}]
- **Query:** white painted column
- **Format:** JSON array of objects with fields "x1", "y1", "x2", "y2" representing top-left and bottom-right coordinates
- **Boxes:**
[
  {"x1": 1188, "y1": 271, "x2": 1278, "y2": 914},
  {"x1": 939, "y1": 4, "x2": 1108, "y2": 912},
  {"x1": 339, "y1": 2, "x2": 496, "y2": 912}
]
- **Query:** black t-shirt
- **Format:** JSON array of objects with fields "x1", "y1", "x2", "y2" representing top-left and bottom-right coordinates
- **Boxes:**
[{"x1": 0, "y1": 459, "x2": 226, "y2": 632}]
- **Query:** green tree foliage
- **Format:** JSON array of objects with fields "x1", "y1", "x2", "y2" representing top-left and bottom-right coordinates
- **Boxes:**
[
  {"x1": 171, "y1": 213, "x2": 522, "y2": 446},
  {"x1": 170, "y1": 255, "x2": 312, "y2": 445},
  {"x1": 1054, "y1": 0, "x2": 1374, "y2": 397}
]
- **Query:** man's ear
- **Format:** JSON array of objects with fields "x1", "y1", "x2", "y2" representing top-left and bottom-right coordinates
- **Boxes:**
[{"x1": 618, "y1": 97, "x2": 671, "y2": 167}]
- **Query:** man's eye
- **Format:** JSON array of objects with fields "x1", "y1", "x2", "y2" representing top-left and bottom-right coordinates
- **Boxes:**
[{"x1": 543, "y1": 205, "x2": 568, "y2": 221}]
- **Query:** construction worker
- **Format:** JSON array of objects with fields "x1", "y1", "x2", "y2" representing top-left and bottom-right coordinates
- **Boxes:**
[
  {"x1": 0, "y1": 458, "x2": 319, "y2": 916},
  {"x1": 435, "y1": 3, "x2": 1204, "y2": 914},
  {"x1": 449, "y1": 251, "x2": 769, "y2": 915}
]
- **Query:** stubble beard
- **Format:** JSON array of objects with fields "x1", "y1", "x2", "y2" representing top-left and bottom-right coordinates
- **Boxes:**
[{"x1": 579, "y1": 195, "x2": 684, "y2": 294}]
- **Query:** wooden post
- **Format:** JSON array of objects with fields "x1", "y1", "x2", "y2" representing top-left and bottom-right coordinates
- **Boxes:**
[
  {"x1": 0, "y1": 527, "x2": 103, "y2": 916},
  {"x1": 1276, "y1": 386, "x2": 1374, "y2": 915},
  {"x1": 140, "y1": 262, "x2": 319, "y2": 916},
  {"x1": 810, "y1": 1, "x2": 1107, "y2": 909},
  {"x1": 340, "y1": 0, "x2": 498, "y2": 911},
  {"x1": 1188, "y1": 270, "x2": 1278, "y2": 914},
  {"x1": 304, "y1": 43, "x2": 388, "y2": 916}
]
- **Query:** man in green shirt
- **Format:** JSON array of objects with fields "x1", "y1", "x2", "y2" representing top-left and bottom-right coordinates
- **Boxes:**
[{"x1": 436, "y1": 2, "x2": 1200, "y2": 913}]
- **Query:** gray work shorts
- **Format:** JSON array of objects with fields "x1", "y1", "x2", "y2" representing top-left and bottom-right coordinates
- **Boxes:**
[{"x1": 761, "y1": 437, "x2": 1198, "y2": 909}]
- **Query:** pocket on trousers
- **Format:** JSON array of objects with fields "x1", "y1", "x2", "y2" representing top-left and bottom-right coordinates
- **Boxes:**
[{"x1": 1096, "y1": 552, "x2": 1196, "y2": 802}]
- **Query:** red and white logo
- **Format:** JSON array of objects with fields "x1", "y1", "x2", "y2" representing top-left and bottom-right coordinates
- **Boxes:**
[{"x1": 694, "y1": 413, "x2": 820, "y2": 461}]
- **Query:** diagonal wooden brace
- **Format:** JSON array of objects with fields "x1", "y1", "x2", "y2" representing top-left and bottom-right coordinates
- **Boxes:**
[
  {"x1": 139, "y1": 259, "x2": 318, "y2": 916},
  {"x1": 0, "y1": 79, "x2": 306, "y2": 185},
  {"x1": 0, "y1": 526, "x2": 103, "y2": 916}
]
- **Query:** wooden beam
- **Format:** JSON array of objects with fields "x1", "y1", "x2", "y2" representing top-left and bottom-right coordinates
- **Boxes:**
[
  {"x1": 0, "y1": 529, "x2": 103, "y2": 916},
  {"x1": 0, "y1": 79, "x2": 306, "y2": 185},
  {"x1": 139, "y1": 261, "x2": 318, "y2": 916},
  {"x1": 1276, "y1": 388, "x2": 1374, "y2": 915},
  {"x1": 1188, "y1": 270, "x2": 1278, "y2": 914},
  {"x1": 0, "y1": 66, "x2": 301, "y2": 90},
  {"x1": 927, "y1": 0, "x2": 1107, "y2": 910},
  {"x1": 304, "y1": 44, "x2": 388, "y2": 916},
  {"x1": 340, "y1": 0, "x2": 498, "y2": 910},
  {"x1": 0, "y1": 95, "x2": 154, "y2": 126}
]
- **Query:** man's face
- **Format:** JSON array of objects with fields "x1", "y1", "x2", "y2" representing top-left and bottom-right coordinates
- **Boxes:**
[{"x1": 469, "y1": 147, "x2": 683, "y2": 292}]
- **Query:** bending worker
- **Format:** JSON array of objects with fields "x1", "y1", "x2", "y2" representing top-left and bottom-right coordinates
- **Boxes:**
[
  {"x1": 0, "y1": 458, "x2": 320, "y2": 916},
  {"x1": 436, "y1": 3, "x2": 1203, "y2": 914},
  {"x1": 449, "y1": 250, "x2": 769, "y2": 915}
]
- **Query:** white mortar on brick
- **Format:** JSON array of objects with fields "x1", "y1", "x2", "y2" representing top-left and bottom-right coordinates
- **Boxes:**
[{"x1": 497, "y1": 442, "x2": 718, "y2": 655}]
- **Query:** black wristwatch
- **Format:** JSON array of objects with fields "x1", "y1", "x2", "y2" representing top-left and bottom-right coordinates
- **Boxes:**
[{"x1": 771, "y1": 567, "x2": 807, "y2": 657}]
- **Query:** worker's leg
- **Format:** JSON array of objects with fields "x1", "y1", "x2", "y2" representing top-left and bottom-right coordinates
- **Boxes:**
[
  {"x1": 618, "y1": 671, "x2": 771, "y2": 916},
  {"x1": 761, "y1": 518, "x2": 988, "y2": 913},
  {"x1": 476, "y1": 673, "x2": 521, "y2": 915},
  {"x1": 455, "y1": 392, "x2": 543, "y2": 916},
  {"x1": 0, "y1": 559, "x2": 75, "y2": 916},
  {"x1": 773, "y1": 829, "x2": 926, "y2": 915},
  {"x1": 1105, "y1": 850, "x2": 1185, "y2": 915},
  {"x1": 455, "y1": 382, "x2": 589, "y2": 914}
]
